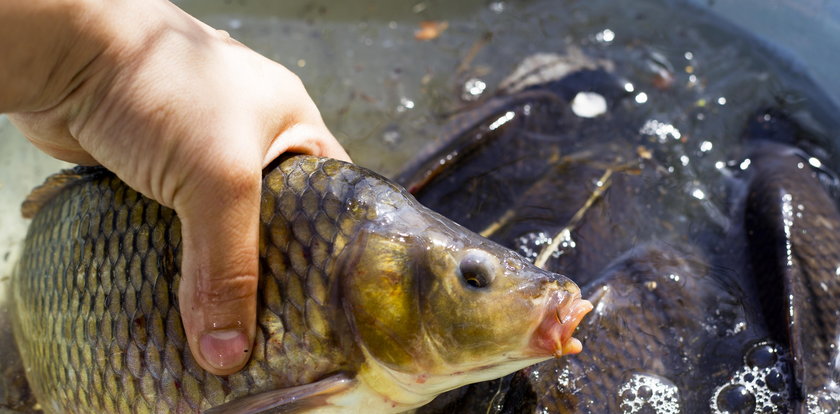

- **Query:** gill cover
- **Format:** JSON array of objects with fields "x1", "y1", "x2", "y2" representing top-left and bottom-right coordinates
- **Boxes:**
[{"x1": 338, "y1": 223, "x2": 568, "y2": 375}]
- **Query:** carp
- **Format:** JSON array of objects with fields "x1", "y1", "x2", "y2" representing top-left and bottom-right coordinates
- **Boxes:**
[{"x1": 9, "y1": 155, "x2": 591, "y2": 413}]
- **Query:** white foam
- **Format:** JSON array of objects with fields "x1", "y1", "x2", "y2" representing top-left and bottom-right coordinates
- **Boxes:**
[
  {"x1": 618, "y1": 373, "x2": 681, "y2": 414},
  {"x1": 710, "y1": 341, "x2": 791, "y2": 413}
]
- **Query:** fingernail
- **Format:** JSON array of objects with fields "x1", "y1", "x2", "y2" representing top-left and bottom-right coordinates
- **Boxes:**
[{"x1": 200, "y1": 330, "x2": 250, "y2": 370}]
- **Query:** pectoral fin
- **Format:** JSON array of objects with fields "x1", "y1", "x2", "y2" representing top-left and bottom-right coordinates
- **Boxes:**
[{"x1": 203, "y1": 373, "x2": 356, "y2": 414}]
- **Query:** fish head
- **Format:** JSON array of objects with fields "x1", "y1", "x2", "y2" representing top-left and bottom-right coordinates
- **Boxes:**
[{"x1": 338, "y1": 205, "x2": 592, "y2": 402}]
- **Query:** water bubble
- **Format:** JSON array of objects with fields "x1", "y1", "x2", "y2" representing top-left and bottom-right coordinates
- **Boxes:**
[
  {"x1": 724, "y1": 320, "x2": 747, "y2": 336},
  {"x1": 571, "y1": 92, "x2": 607, "y2": 118},
  {"x1": 640, "y1": 119, "x2": 681, "y2": 143},
  {"x1": 637, "y1": 385, "x2": 653, "y2": 400},
  {"x1": 489, "y1": 1, "x2": 505, "y2": 13},
  {"x1": 514, "y1": 230, "x2": 575, "y2": 262},
  {"x1": 806, "y1": 390, "x2": 840, "y2": 413},
  {"x1": 711, "y1": 341, "x2": 791, "y2": 413},
  {"x1": 746, "y1": 344, "x2": 777, "y2": 368},
  {"x1": 462, "y1": 78, "x2": 487, "y2": 101},
  {"x1": 716, "y1": 384, "x2": 755, "y2": 413},
  {"x1": 396, "y1": 97, "x2": 415, "y2": 113},
  {"x1": 382, "y1": 129, "x2": 400, "y2": 145},
  {"x1": 739, "y1": 159, "x2": 751, "y2": 170},
  {"x1": 764, "y1": 370, "x2": 784, "y2": 392},
  {"x1": 617, "y1": 373, "x2": 680, "y2": 414},
  {"x1": 595, "y1": 29, "x2": 615, "y2": 43}
]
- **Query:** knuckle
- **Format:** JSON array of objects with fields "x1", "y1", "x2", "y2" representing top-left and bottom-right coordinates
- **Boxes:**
[
  {"x1": 280, "y1": 68, "x2": 304, "y2": 87},
  {"x1": 194, "y1": 274, "x2": 258, "y2": 306},
  {"x1": 224, "y1": 164, "x2": 261, "y2": 194},
  {"x1": 178, "y1": 160, "x2": 260, "y2": 211}
]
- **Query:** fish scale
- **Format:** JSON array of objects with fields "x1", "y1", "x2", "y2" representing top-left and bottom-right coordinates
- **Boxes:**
[
  {"x1": 12, "y1": 157, "x2": 375, "y2": 413},
  {"x1": 744, "y1": 141, "x2": 840, "y2": 411}
]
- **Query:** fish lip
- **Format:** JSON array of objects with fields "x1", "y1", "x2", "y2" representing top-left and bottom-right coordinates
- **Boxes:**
[{"x1": 528, "y1": 289, "x2": 593, "y2": 357}]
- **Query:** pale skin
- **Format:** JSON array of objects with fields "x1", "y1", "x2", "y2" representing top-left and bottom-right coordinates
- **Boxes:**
[{"x1": 0, "y1": 0, "x2": 350, "y2": 375}]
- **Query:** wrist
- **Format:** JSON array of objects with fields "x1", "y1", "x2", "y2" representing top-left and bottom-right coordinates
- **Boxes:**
[
  {"x1": 0, "y1": 0, "x2": 107, "y2": 112},
  {"x1": 1, "y1": 0, "x2": 202, "y2": 115}
]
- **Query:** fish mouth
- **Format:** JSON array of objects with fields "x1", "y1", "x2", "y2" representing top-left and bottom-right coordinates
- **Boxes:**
[{"x1": 529, "y1": 289, "x2": 593, "y2": 357}]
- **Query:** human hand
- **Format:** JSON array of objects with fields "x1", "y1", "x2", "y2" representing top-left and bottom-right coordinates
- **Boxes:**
[{"x1": 5, "y1": 0, "x2": 349, "y2": 375}]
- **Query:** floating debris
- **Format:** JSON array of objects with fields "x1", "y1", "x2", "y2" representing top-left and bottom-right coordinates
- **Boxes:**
[
  {"x1": 414, "y1": 21, "x2": 448, "y2": 41},
  {"x1": 571, "y1": 92, "x2": 608, "y2": 118}
]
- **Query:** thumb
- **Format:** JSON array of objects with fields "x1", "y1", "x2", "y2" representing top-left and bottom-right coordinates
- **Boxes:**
[{"x1": 175, "y1": 164, "x2": 260, "y2": 376}]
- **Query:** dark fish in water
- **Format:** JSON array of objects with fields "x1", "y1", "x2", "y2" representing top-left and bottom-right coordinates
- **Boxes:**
[
  {"x1": 743, "y1": 123, "x2": 840, "y2": 411},
  {"x1": 9, "y1": 155, "x2": 592, "y2": 413},
  {"x1": 402, "y1": 56, "x2": 840, "y2": 412}
]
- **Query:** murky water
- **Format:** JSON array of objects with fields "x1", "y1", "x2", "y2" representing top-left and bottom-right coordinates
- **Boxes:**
[{"x1": 3, "y1": 0, "x2": 840, "y2": 410}]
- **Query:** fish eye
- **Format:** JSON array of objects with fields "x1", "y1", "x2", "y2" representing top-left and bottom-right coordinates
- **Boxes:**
[{"x1": 459, "y1": 250, "x2": 497, "y2": 289}]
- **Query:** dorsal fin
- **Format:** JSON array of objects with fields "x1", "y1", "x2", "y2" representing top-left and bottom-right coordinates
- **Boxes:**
[{"x1": 21, "y1": 166, "x2": 108, "y2": 219}]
